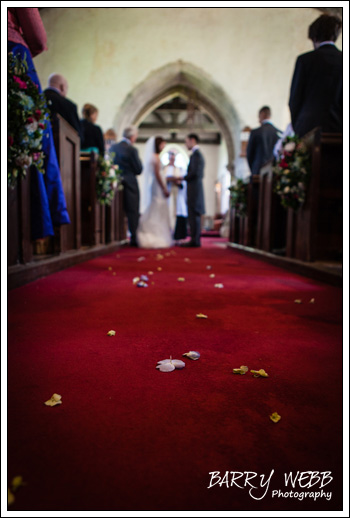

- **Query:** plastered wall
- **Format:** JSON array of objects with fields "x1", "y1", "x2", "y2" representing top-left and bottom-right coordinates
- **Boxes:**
[{"x1": 34, "y1": 7, "x2": 342, "y2": 217}]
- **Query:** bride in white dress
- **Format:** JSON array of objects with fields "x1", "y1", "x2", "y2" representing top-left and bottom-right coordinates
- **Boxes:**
[{"x1": 137, "y1": 136, "x2": 174, "y2": 249}]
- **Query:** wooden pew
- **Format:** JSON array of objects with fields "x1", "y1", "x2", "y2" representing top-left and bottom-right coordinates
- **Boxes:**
[
  {"x1": 256, "y1": 161, "x2": 287, "y2": 253},
  {"x1": 7, "y1": 168, "x2": 32, "y2": 266},
  {"x1": 286, "y1": 129, "x2": 342, "y2": 262},
  {"x1": 80, "y1": 152, "x2": 106, "y2": 246},
  {"x1": 229, "y1": 176, "x2": 259, "y2": 247},
  {"x1": 52, "y1": 114, "x2": 81, "y2": 253},
  {"x1": 105, "y1": 188, "x2": 126, "y2": 243}
]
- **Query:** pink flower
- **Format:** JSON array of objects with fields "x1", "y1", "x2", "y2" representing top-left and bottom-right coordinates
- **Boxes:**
[
  {"x1": 8, "y1": 135, "x2": 14, "y2": 146},
  {"x1": 38, "y1": 123, "x2": 45, "y2": 129},
  {"x1": 33, "y1": 152, "x2": 43, "y2": 162},
  {"x1": 27, "y1": 117, "x2": 34, "y2": 124},
  {"x1": 13, "y1": 75, "x2": 27, "y2": 89},
  {"x1": 34, "y1": 109, "x2": 42, "y2": 120}
]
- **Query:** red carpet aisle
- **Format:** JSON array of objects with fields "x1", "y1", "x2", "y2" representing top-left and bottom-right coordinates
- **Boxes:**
[{"x1": 7, "y1": 238, "x2": 343, "y2": 511}]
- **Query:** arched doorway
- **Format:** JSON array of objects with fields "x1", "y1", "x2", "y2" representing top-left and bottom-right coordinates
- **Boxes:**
[
  {"x1": 114, "y1": 60, "x2": 240, "y2": 176},
  {"x1": 114, "y1": 61, "x2": 241, "y2": 222}
]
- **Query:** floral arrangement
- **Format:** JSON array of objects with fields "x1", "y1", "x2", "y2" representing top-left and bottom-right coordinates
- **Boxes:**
[
  {"x1": 7, "y1": 52, "x2": 49, "y2": 188},
  {"x1": 96, "y1": 153, "x2": 122, "y2": 205},
  {"x1": 273, "y1": 135, "x2": 311, "y2": 210},
  {"x1": 228, "y1": 179, "x2": 248, "y2": 217}
]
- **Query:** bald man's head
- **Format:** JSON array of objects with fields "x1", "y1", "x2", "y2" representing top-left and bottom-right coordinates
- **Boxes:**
[{"x1": 48, "y1": 74, "x2": 68, "y2": 97}]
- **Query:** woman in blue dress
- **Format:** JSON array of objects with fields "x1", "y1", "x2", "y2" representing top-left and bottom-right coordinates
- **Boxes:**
[{"x1": 8, "y1": 7, "x2": 70, "y2": 241}]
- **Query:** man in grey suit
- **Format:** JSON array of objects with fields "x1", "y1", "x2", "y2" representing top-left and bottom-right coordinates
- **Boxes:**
[
  {"x1": 246, "y1": 106, "x2": 281, "y2": 178},
  {"x1": 182, "y1": 134, "x2": 205, "y2": 247},
  {"x1": 109, "y1": 126, "x2": 143, "y2": 246}
]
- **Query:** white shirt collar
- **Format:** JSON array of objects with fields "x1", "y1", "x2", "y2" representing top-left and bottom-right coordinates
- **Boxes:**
[
  {"x1": 47, "y1": 86, "x2": 61, "y2": 95},
  {"x1": 318, "y1": 41, "x2": 336, "y2": 48},
  {"x1": 122, "y1": 137, "x2": 132, "y2": 145},
  {"x1": 191, "y1": 145, "x2": 199, "y2": 152}
]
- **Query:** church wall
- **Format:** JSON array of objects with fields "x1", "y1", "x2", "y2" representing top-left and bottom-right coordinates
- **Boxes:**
[
  {"x1": 34, "y1": 7, "x2": 342, "y2": 219},
  {"x1": 35, "y1": 7, "x2": 340, "y2": 134}
]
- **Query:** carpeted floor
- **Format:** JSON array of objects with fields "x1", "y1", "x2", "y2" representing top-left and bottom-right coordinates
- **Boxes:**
[{"x1": 7, "y1": 238, "x2": 343, "y2": 511}]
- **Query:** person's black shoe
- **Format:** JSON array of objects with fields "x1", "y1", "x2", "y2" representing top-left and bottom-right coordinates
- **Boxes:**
[
  {"x1": 129, "y1": 241, "x2": 139, "y2": 247},
  {"x1": 180, "y1": 241, "x2": 201, "y2": 248}
]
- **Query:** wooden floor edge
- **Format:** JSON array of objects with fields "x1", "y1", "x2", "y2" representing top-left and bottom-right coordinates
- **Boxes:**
[
  {"x1": 226, "y1": 242, "x2": 342, "y2": 287},
  {"x1": 7, "y1": 240, "x2": 129, "y2": 290}
]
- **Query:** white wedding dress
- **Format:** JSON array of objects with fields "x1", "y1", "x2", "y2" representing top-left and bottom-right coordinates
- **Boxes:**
[{"x1": 137, "y1": 152, "x2": 173, "y2": 249}]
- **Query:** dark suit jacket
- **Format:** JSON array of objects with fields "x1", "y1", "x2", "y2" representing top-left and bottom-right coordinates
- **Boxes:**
[
  {"x1": 289, "y1": 44, "x2": 342, "y2": 137},
  {"x1": 109, "y1": 140, "x2": 143, "y2": 195},
  {"x1": 80, "y1": 119, "x2": 105, "y2": 155},
  {"x1": 44, "y1": 88, "x2": 82, "y2": 140},
  {"x1": 184, "y1": 148, "x2": 205, "y2": 215},
  {"x1": 246, "y1": 123, "x2": 280, "y2": 176}
]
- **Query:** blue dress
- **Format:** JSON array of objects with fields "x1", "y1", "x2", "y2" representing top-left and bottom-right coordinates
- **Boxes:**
[{"x1": 8, "y1": 42, "x2": 70, "y2": 240}]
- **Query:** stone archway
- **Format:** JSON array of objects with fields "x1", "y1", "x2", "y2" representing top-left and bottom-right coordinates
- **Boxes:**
[{"x1": 114, "y1": 60, "x2": 241, "y2": 177}]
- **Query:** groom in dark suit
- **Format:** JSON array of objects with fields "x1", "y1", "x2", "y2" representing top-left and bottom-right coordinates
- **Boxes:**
[
  {"x1": 109, "y1": 126, "x2": 143, "y2": 246},
  {"x1": 289, "y1": 13, "x2": 342, "y2": 137},
  {"x1": 182, "y1": 134, "x2": 205, "y2": 247}
]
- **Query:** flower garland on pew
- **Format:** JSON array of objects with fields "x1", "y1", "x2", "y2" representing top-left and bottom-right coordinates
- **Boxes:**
[
  {"x1": 273, "y1": 136, "x2": 311, "y2": 211},
  {"x1": 96, "y1": 153, "x2": 123, "y2": 205},
  {"x1": 228, "y1": 179, "x2": 248, "y2": 217},
  {"x1": 7, "y1": 52, "x2": 49, "y2": 188}
]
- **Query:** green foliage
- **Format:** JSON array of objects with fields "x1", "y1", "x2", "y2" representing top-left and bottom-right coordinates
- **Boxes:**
[{"x1": 229, "y1": 179, "x2": 248, "y2": 217}]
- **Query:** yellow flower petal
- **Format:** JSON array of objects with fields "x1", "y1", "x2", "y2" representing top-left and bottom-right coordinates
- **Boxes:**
[
  {"x1": 251, "y1": 369, "x2": 269, "y2": 378},
  {"x1": 11, "y1": 476, "x2": 26, "y2": 492},
  {"x1": 294, "y1": 299, "x2": 302, "y2": 304},
  {"x1": 233, "y1": 365, "x2": 249, "y2": 375},
  {"x1": 107, "y1": 330, "x2": 116, "y2": 336},
  {"x1": 133, "y1": 277, "x2": 140, "y2": 284},
  {"x1": 8, "y1": 489, "x2": 15, "y2": 506},
  {"x1": 113, "y1": 272, "x2": 116, "y2": 276},
  {"x1": 108, "y1": 266, "x2": 112, "y2": 271},
  {"x1": 148, "y1": 271, "x2": 154, "y2": 275},
  {"x1": 196, "y1": 313, "x2": 208, "y2": 319},
  {"x1": 157, "y1": 267, "x2": 162, "y2": 271},
  {"x1": 184, "y1": 258, "x2": 191, "y2": 263},
  {"x1": 137, "y1": 256, "x2": 146, "y2": 262},
  {"x1": 270, "y1": 412, "x2": 281, "y2": 423},
  {"x1": 206, "y1": 265, "x2": 212, "y2": 270},
  {"x1": 309, "y1": 298, "x2": 315, "y2": 303},
  {"x1": 44, "y1": 393, "x2": 62, "y2": 406},
  {"x1": 214, "y1": 283, "x2": 224, "y2": 289},
  {"x1": 209, "y1": 274, "x2": 215, "y2": 278},
  {"x1": 178, "y1": 277, "x2": 185, "y2": 282}
]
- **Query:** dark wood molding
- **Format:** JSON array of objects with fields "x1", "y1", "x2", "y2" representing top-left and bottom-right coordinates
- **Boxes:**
[
  {"x1": 227, "y1": 242, "x2": 342, "y2": 287},
  {"x1": 8, "y1": 241, "x2": 128, "y2": 290}
]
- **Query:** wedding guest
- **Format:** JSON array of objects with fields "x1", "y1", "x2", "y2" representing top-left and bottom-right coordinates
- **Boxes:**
[
  {"x1": 44, "y1": 73, "x2": 82, "y2": 140},
  {"x1": 80, "y1": 103, "x2": 105, "y2": 155},
  {"x1": 109, "y1": 126, "x2": 143, "y2": 247},
  {"x1": 246, "y1": 106, "x2": 281, "y2": 178},
  {"x1": 289, "y1": 14, "x2": 342, "y2": 137},
  {"x1": 8, "y1": 7, "x2": 70, "y2": 240},
  {"x1": 104, "y1": 128, "x2": 117, "y2": 156}
]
